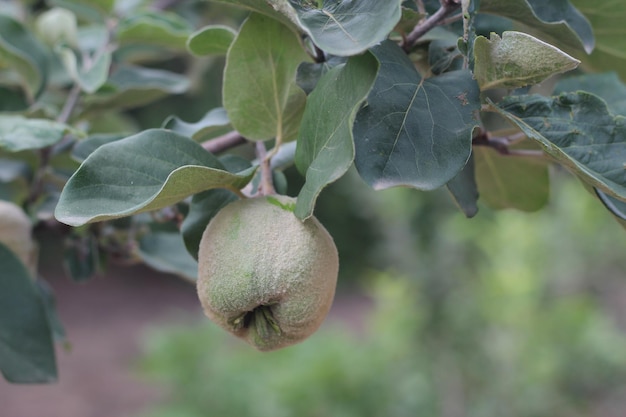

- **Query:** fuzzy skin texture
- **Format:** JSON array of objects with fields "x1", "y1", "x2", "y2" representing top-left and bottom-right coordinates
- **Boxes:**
[
  {"x1": 197, "y1": 195, "x2": 339, "y2": 351},
  {"x1": 0, "y1": 200, "x2": 37, "y2": 277}
]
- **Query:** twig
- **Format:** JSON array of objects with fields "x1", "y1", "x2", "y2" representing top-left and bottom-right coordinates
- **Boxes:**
[
  {"x1": 57, "y1": 84, "x2": 82, "y2": 124},
  {"x1": 402, "y1": 0, "x2": 462, "y2": 52},
  {"x1": 255, "y1": 141, "x2": 276, "y2": 196},
  {"x1": 202, "y1": 131, "x2": 247, "y2": 153},
  {"x1": 473, "y1": 131, "x2": 545, "y2": 158}
]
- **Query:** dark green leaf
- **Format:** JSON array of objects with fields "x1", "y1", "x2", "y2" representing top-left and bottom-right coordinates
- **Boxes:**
[
  {"x1": 187, "y1": 25, "x2": 237, "y2": 56},
  {"x1": 209, "y1": 0, "x2": 299, "y2": 30},
  {"x1": 287, "y1": 0, "x2": 402, "y2": 56},
  {"x1": 0, "y1": 243, "x2": 57, "y2": 384},
  {"x1": 0, "y1": 15, "x2": 49, "y2": 100},
  {"x1": 138, "y1": 230, "x2": 198, "y2": 282},
  {"x1": 493, "y1": 92, "x2": 626, "y2": 201},
  {"x1": 570, "y1": 0, "x2": 626, "y2": 80},
  {"x1": 35, "y1": 280, "x2": 67, "y2": 343},
  {"x1": 353, "y1": 40, "x2": 480, "y2": 191},
  {"x1": 473, "y1": 31, "x2": 579, "y2": 91},
  {"x1": 446, "y1": 154, "x2": 478, "y2": 217},
  {"x1": 595, "y1": 188, "x2": 626, "y2": 229},
  {"x1": 0, "y1": 116, "x2": 83, "y2": 152},
  {"x1": 181, "y1": 189, "x2": 239, "y2": 260},
  {"x1": 223, "y1": 13, "x2": 310, "y2": 142},
  {"x1": 63, "y1": 234, "x2": 100, "y2": 282},
  {"x1": 555, "y1": 72, "x2": 626, "y2": 116},
  {"x1": 294, "y1": 52, "x2": 379, "y2": 220},
  {"x1": 296, "y1": 56, "x2": 346, "y2": 94},
  {"x1": 479, "y1": 0, "x2": 593, "y2": 54},
  {"x1": 55, "y1": 129, "x2": 256, "y2": 226},
  {"x1": 162, "y1": 108, "x2": 231, "y2": 142}
]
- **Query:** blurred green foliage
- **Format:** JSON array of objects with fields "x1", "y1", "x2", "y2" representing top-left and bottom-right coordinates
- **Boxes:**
[{"x1": 138, "y1": 173, "x2": 626, "y2": 417}]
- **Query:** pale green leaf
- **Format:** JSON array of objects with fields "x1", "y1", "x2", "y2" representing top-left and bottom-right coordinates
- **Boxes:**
[
  {"x1": 0, "y1": 115, "x2": 83, "y2": 152},
  {"x1": 294, "y1": 52, "x2": 378, "y2": 220},
  {"x1": 287, "y1": 0, "x2": 403, "y2": 56},
  {"x1": 57, "y1": 46, "x2": 111, "y2": 93},
  {"x1": 187, "y1": 25, "x2": 236, "y2": 56},
  {"x1": 48, "y1": 0, "x2": 114, "y2": 21},
  {"x1": 55, "y1": 129, "x2": 256, "y2": 226},
  {"x1": 223, "y1": 13, "x2": 310, "y2": 141},
  {"x1": 138, "y1": 230, "x2": 198, "y2": 282},
  {"x1": 162, "y1": 108, "x2": 231, "y2": 142},
  {"x1": 474, "y1": 31, "x2": 579, "y2": 90},
  {"x1": 117, "y1": 11, "x2": 193, "y2": 50}
]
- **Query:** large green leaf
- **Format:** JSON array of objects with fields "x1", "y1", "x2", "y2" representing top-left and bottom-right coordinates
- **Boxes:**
[
  {"x1": 0, "y1": 115, "x2": 82, "y2": 152},
  {"x1": 0, "y1": 243, "x2": 57, "y2": 384},
  {"x1": 493, "y1": 92, "x2": 626, "y2": 201},
  {"x1": 223, "y1": 13, "x2": 309, "y2": 142},
  {"x1": 187, "y1": 25, "x2": 237, "y2": 56},
  {"x1": 209, "y1": 0, "x2": 299, "y2": 29},
  {"x1": 117, "y1": 11, "x2": 193, "y2": 51},
  {"x1": 474, "y1": 145, "x2": 550, "y2": 211},
  {"x1": 287, "y1": 0, "x2": 402, "y2": 56},
  {"x1": 479, "y1": 0, "x2": 593, "y2": 54},
  {"x1": 353, "y1": 40, "x2": 480, "y2": 191},
  {"x1": 0, "y1": 15, "x2": 49, "y2": 100},
  {"x1": 55, "y1": 129, "x2": 255, "y2": 226},
  {"x1": 555, "y1": 72, "x2": 626, "y2": 116},
  {"x1": 473, "y1": 31, "x2": 579, "y2": 91},
  {"x1": 570, "y1": 0, "x2": 626, "y2": 80},
  {"x1": 294, "y1": 52, "x2": 378, "y2": 220}
]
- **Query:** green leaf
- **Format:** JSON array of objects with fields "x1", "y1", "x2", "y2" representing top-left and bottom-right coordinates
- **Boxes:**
[
  {"x1": 474, "y1": 145, "x2": 550, "y2": 211},
  {"x1": 55, "y1": 129, "x2": 256, "y2": 226},
  {"x1": 570, "y1": 0, "x2": 626, "y2": 80},
  {"x1": 555, "y1": 72, "x2": 626, "y2": 116},
  {"x1": 446, "y1": 154, "x2": 478, "y2": 218},
  {"x1": 296, "y1": 56, "x2": 346, "y2": 94},
  {"x1": 57, "y1": 46, "x2": 112, "y2": 93},
  {"x1": 479, "y1": 0, "x2": 594, "y2": 54},
  {"x1": 473, "y1": 31, "x2": 579, "y2": 91},
  {"x1": 117, "y1": 11, "x2": 193, "y2": 51},
  {"x1": 287, "y1": 0, "x2": 402, "y2": 56},
  {"x1": 181, "y1": 189, "x2": 239, "y2": 260},
  {"x1": 353, "y1": 40, "x2": 480, "y2": 191},
  {"x1": 595, "y1": 188, "x2": 626, "y2": 229},
  {"x1": 223, "y1": 13, "x2": 310, "y2": 142},
  {"x1": 0, "y1": 242, "x2": 57, "y2": 384},
  {"x1": 187, "y1": 25, "x2": 237, "y2": 56},
  {"x1": 162, "y1": 108, "x2": 231, "y2": 142},
  {"x1": 0, "y1": 14, "x2": 49, "y2": 100},
  {"x1": 294, "y1": 52, "x2": 379, "y2": 220},
  {"x1": 83, "y1": 64, "x2": 190, "y2": 111},
  {"x1": 493, "y1": 92, "x2": 626, "y2": 201},
  {"x1": 0, "y1": 115, "x2": 82, "y2": 152},
  {"x1": 63, "y1": 233, "x2": 100, "y2": 282},
  {"x1": 138, "y1": 229, "x2": 198, "y2": 282}
]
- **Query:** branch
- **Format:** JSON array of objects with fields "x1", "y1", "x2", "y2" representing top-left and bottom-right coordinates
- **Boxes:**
[
  {"x1": 202, "y1": 131, "x2": 247, "y2": 153},
  {"x1": 402, "y1": 0, "x2": 462, "y2": 52},
  {"x1": 472, "y1": 131, "x2": 545, "y2": 158}
]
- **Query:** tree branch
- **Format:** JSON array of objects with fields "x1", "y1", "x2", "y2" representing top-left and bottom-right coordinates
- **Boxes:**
[
  {"x1": 402, "y1": 0, "x2": 462, "y2": 52},
  {"x1": 202, "y1": 131, "x2": 247, "y2": 153}
]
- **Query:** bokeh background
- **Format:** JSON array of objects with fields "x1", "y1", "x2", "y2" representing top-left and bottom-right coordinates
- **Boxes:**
[{"x1": 2, "y1": 1, "x2": 626, "y2": 416}]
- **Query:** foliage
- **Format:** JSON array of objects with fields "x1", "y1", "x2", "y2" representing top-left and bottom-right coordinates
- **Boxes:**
[
  {"x1": 0, "y1": 0, "x2": 626, "y2": 384},
  {"x1": 138, "y1": 179, "x2": 626, "y2": 417}
]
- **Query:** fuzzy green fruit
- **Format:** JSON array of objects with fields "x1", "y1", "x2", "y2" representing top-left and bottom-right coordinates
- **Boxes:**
[
  {"x1": 197, "y1": 195, "x2": 339, "y2": 351},
  {"x1": 0, "y1": 200, "x2": 37, "y2": 277}
]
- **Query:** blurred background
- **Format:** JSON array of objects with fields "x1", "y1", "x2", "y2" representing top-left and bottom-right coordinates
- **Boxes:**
[{"x1": 1, "y1": 1, "x2": 626, "y2": 416}]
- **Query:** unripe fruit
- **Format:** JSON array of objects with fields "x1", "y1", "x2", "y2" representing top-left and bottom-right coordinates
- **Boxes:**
[
  {"x1": 0, "y1": 200, "x2": 37, "y2": 277},
  {"x1": 197, "y1": 195, "x2": 339, "y2": 351}
]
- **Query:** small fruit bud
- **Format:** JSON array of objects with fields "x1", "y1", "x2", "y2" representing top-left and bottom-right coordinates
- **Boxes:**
[
  {"x1": 197, "y1": 195, "x2": 339, "y2": 351},
  {"x1": 35, "y1": 8, "x2": 78, "y2": 48}
]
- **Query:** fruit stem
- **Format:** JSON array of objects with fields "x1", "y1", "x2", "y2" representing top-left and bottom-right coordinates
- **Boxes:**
[{"x1": 255, "y1": 141, "x2": 276, "y2": 196}]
